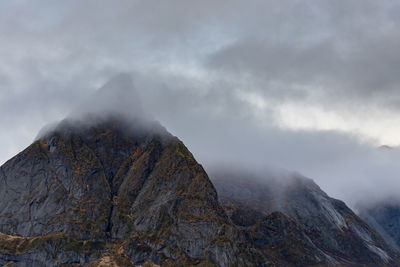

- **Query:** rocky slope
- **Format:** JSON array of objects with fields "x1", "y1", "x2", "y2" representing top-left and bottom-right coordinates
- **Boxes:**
[{"x1": 211, "y1": 170, "x2": 400, "y2": 266}]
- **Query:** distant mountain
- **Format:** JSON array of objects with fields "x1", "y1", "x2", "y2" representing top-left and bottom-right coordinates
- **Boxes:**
[
  {"x1": 211, "y1": 170, "x2": 400, "y2": 266},
  {"x1": 0, "y1": 75, "x2": 399, "y2": 266}
]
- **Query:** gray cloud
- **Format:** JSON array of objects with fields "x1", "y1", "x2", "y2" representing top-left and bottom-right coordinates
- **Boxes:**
[{"x1": 1, "y1": 0, "x2": 400, "y2": 208}]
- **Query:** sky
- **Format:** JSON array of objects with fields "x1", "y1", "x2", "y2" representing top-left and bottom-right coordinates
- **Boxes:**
[{"x1": 1, "y1": 0, "x2": 400, "y2": 207}]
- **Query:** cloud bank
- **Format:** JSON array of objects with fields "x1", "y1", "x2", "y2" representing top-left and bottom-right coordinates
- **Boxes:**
[{"x1": 1, "y1": 0, "x2": 400, "y2": 207}]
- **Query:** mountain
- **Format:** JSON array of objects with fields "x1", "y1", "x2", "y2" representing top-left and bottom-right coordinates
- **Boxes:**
[
  {"x1": 0, "y1": 114, "x2": 343, "y2": 267},
  {"x1": 0, "y1": 76, "x2": 245, "y2": 266},
  {"x1": 1, "y1": 74, "x2": 399, "y2": 266},
  {"x1": 1, "y1": 114, "x2": 348, "y2": 266},
  {"x1": 0, "y1": 115, "x2": 244, "y2": 266},
  {"x1": 210, "y1": 169, "x2": 400, "y2": 266},
  {"x1": 0, "y1": 115, "x2": 251, "y2": 266},
  {"x1": 0, "y1": 76, "x2": 262, "y2": 266}
]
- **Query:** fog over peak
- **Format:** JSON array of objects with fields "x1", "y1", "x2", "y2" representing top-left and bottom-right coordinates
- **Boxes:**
[
  {"x1": 69, "y1": 73, "x2": 145, "y2": 120},
  {"x1": 36, "y1": 73, "x2": 162, "y2": 140},
  {"x1": 1, "y1": 0, "x2": 400, "y2": 209}
]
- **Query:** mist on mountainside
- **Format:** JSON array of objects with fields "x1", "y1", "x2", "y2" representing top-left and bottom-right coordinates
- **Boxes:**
[
  {"x1": 36, "y1": 73, "x2": 168, "y2": 143},
  {"x1": 108, "y1": 72, "x2": 400, "y2": 210},
  {"x1": 2, "y1": 1, "x2": 400, "y2": 213},
  {"x1": 30, "y1": 72, "x2": 400, "y2": 211}
]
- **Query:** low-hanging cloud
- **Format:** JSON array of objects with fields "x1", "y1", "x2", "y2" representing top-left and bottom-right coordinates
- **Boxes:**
[{"x1": 1, "y1": 0, "x2": 400, "y2": 208}]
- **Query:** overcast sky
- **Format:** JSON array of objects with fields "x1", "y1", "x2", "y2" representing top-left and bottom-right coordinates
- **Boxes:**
[{"x1": 1, "y1": 0, "x2": 400, "y2": 207}]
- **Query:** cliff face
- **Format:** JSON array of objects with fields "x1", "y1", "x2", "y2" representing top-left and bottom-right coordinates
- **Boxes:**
[
  {"x1": 0, "y1": 116, "x2": 249, "y2": 266},
  {"x1": 211, "y1": 171, "x2": 400, "y2": 267}
]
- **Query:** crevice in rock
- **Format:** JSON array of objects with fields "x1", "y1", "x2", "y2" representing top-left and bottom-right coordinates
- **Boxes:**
[{"x1": 106, "y1": 201, "x2": 114, "y2": 234}]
